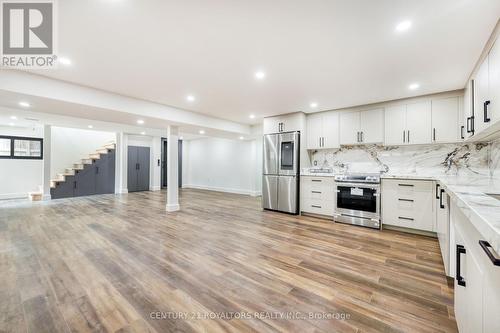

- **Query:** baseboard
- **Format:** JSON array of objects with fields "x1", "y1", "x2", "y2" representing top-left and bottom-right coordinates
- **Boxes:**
[
  {"x1": 383, "y1": 224, "x2": 437, "y2": 237},
  {"x1": 165, "y1": 203, "x2": 180, "y2": 212},
  {"x1": 0, "y1": 192, "x2": 28, "y2": 200},
  {"x1": 116, "y1": 188, "x2": 128, "y2": 194},
  {"x1": 183, "y1": 184, "x2": 261, "y2": 196},
  {"x1": 42, "y1": 194, "x2": 51, "y2": 201},
  {"x1": 150, "y1": 186, "x2": 161, "y2": 191}
]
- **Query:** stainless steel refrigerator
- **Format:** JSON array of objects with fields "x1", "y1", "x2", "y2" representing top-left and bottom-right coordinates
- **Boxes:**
[{"x1": 262, "y1": 131, "x2": 300, "y2": 214}]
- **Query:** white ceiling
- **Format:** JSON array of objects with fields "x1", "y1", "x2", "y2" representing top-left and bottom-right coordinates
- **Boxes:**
[{"x1": 31, "y1": 0, "x2": 500, "y2": 124}]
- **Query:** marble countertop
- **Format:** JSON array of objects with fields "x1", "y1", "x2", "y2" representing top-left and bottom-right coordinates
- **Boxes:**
[{"x1": 301, "y1": 169, "x2": 500, "y2": 254}]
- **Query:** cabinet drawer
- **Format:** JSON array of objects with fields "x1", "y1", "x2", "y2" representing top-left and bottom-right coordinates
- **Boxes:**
[
  {"x1": 382, "y1": 179, "x2": 435, "y2": 231},
  {"x1": 302, "y1": 198, "x2": 334, "y2": 216}
]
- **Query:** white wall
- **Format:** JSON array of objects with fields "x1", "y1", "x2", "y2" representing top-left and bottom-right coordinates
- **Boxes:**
[
  {"x1": 183, "y1": 137, "x2": 261, "y2": 196},
  {"x1": 0, "y1": 126, "x2": 43, "y2": 199},
  {"x1": 50, "y1": 127, "x2": 115, "y2": 178}
]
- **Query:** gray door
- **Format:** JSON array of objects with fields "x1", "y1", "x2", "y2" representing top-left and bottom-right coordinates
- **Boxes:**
[
  {"x1": 75, "y1": 162, "x2": 96, "y2": 197},
  {"x1": 278, "y1": 175, "x2": 298, "y2": 214},
  {"x1": 262, "y1": 175, "x2": 278, "y2": 210},
  {"x1": 263, "y1": 134, "x2": 278, "y2": 175},
  {"x1": 137, "y1": 147, "x2": 150, "y2": 192},
  {"x1": 127, "y1": 146, "x2": 150, "y2": 192},
  {"x1": 127, "y1": 146, "x2": 138, "y2": 192},
  {"x1": 96, "y1": 150, "x2": 115, "y2": 194}
]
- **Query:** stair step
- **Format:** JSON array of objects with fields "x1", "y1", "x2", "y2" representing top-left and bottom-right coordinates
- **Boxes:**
[
  {"x1": 103, "y1": 143, "x2": 116, "y2": 149},
  {"x1": 96, "y1": 148, "x2": 109, "y2": 154},
  {"x1": 89, "y1": 153, "x2": 101, "y2": 159},
  {"x1": 65, "y1": 168, "x2": 76, "y2": 175},
  {"x1": 73, "y1": 163, "x2": 84, "y2": 170}
]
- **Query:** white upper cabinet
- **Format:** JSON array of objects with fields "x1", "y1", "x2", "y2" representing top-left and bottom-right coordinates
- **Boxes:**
[
  {"x1": 432, "y1": 97, "x2": 459, "y2": 143},
  {"x1": 322, "y1": 112, "x2": 340, "y2": 149},
  {"x1": 360, "y1": 108, "x2": 384, "y2": 144},
  {"x1": 263, "y1": 113, "x2": 305, "y2": 134},
  {"x1": 474, "y1": 57, "x2": 490, "y2": 134},
  {"x1": 385, "y1": 102, "x2": 431, "y2": 145},
  {"x1": 339, "y1": 108, "x2": 383, "y2": 145},
  {"x1": 306, "y1": 112, "x2": 339, "y2": 149},
  {"x1": 306, "y1": 113, "x2": 322, "y2": 149},
  {"x1": 406, "y1": 101, "x2": 432, "y2": 145},
  {"x1": 489, "y1": 39, "x2": 500, "y2": 125},
  {"x1": 384, "y1": 105, "x2": 406, "y2": 145},
  {"x1": 339, "y1": 111, "x2": 360, "y2": 145}
]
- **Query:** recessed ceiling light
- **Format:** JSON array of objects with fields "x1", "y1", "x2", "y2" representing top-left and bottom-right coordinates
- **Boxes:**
[
  {"x1": 58, "y1": 57, "x2": 72, "y2": 66},
  {"x1": 310, "y1": 102, "x2": 318, "y2": 108},
  {"x1": 18, "y1": 101, "x2": 30, "y2": 108},
  {"x1": 255, "y1": 71, "x2": 266, "y2": 80},
  {"x1": 396, "y1": 20, "x2": 412, "y2": 32},
  {"x1": 137, "y1": 119, "x2": 144, "y2": 125},
  {"x1": 87, "y1": 125, "x2": 93, "y2": 129},
  {"x1": 199, "y1": 130, "x2": 205, "y2": 135},
  {"x1": 10, "y1": 116, "x2": 17, "y2": 120},
  {"x1": 8, "y1": 122, "x2": 15, "y2": 126},
  {"x1": 249, "y1": 114, "x2": 256, "y2": 119},
  {"x1": 409, "y1": 83, "x2": 420, "y2": 90},
  {"x1": 186, "y1": 95, "x2": 196, "y2": 102},
  {"x1": 140, "y1": 131, "x2": 146, "y2": 135},
  {"x1": 239, "y1": 136, "x2": 244, "y2": 140}
]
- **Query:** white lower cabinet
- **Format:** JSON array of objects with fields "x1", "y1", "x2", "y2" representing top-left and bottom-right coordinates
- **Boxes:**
[
  {"x1": 436, "y1": 183, "x2": 451, "y2": 276},
  {"x1": 381, "y1": 179, "x2": 435, "y2": 232},
  {"x1": 300, "y1": 176, "x2": 335, "y2": 216}
]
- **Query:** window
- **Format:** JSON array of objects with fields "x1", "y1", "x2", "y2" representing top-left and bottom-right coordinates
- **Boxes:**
[{"x1": 0, "y1": 136, "x2": 43, "y2": 159}]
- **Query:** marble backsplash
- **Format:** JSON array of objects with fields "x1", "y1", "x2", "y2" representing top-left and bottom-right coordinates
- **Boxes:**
[{"x1": 309, "y1": 140, "x2": 500, "y2": 178}]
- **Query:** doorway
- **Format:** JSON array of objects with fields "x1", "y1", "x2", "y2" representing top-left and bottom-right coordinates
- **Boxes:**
[{"x1": 161, "y1": 139, "x2": 182, "y2": 188}]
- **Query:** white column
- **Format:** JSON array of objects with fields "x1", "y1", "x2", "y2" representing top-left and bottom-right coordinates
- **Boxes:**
[
  {"x1": 41, "y1": 125, "x2": 51, "y2": 200},
  {"x1": 166, "y1": 125, "x2": 180, "y2": 212},
  {"x1": 151, "y1": 136, "x2": 162, "y2": 191},
  {"x1": 115, "y1": 132, "x2": 128, "y2": 194}
]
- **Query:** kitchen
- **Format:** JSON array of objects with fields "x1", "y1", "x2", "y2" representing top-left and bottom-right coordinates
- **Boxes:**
[{"x1": 262, "y1": 24, "x2": 500, "y2": 332}]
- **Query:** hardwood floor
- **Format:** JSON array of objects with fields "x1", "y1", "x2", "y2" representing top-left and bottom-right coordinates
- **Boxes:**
[{"x1": 0, "y1": 189, "x2": 457, "y2": 333}]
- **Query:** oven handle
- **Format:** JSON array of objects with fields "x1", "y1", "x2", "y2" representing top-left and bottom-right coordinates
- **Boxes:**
[{"x1": 335, "y1": 183, "x2": 380, "y2": 189}]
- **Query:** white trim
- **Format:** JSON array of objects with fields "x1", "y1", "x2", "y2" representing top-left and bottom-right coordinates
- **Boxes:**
[
  {"x1": 42, "y1": 194, "x2": 51, "y2": 201},
  {"x1": 117, "y1": 188, "x2": 128, "y2": 194},
  {"x1": 0, "y1": 193, "x2": 28, "y2": 200},
  {"x1": 165, "y1": 203, "x2": 180, "y2": 212},
  {"x1": 150, "y1": 186, "x2": 161, "y2": 192},
  {"x1": 183, "y1": 184, "x2": 261, "y2": 197}
]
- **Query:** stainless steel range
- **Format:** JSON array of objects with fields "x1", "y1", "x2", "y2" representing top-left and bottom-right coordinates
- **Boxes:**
[{"x1": 334, "y1": 173, "x2": 381, "y2": 229}]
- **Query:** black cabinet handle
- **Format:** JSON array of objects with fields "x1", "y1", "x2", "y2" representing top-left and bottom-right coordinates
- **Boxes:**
[
  {"x1": 456, "y1": 244, "x2": 466, "y2": 287},
  {"x1": 471, "y1": 115, "x2": 475, "y2": 134},
  {"x1": 360, "y1": 131, "x2": 364, "y2": 143},
  {"x1": 311, "y1": 191, "x2": 322, "y2": 194},
  {"x1": 484, "y1": 100, "x2": 491, "y2": 123},
  {"x1": 398, "y1": 198, "x2": 414, "y2": 202},
  {"x1": 433, "y1": 128, "x2": 436, "y2": 142},
  {"x1": 440, "y1": 189, "x2": 445, "y2": 209},
  {"x1": 436, "y1": 183, "x2": 440, "y2": 199},
  {"x1": 95, "y1": 166, "x2": 99, "y2": 174},
  {"x1": 479, "y1": 240, "x2": 500, "y2": 266},
  {"x1": 311, "y1": 205, "x2": 322, "y2": 208},
  {"x1": 398, "y1": 184, "x2": 414, "y2": 187},
  {"x1": 398, "y1": 216, "x2": 414, "y2": 221},
  {"x1": 311, "y1": 179, "x2": 322, "y2": 182},
  {"x1": 74, "y1": 181, "x2": 77, "y2": 189},
  {"x1": 407, "y1": 130, "x2": 410, "y2": 143},
  {"x1": 460, "y1": 125, "x2": 465, "y2": 139},
  {"x1": 403, "y1": 130, "x2": 405, "y2": 143}
]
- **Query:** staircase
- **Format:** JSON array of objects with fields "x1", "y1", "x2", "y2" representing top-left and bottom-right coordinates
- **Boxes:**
[{"x1": 50, "y1": 142, "x2": 116, "y2": 199}]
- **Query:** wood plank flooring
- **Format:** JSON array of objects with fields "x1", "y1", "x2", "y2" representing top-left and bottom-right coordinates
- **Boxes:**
[{"x1": 0, "y1": 189, "x2": 458, "y2": 333}]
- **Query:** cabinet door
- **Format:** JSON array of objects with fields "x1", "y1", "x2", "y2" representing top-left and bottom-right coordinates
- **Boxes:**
[
  {"x1": 432, "y1": 97, "x2": 459, "y2": 143},
  {"x1": 406, "y1": 101, "x2": 432, "y2": 145},
  {"x1": 475, "y1": 57, "x2": 490, "y2": 134},
  {"x1": 339, "y1": 111, "x2": 360, "y2": 145},
  {"x1": 137, "y1": 147, "x2": 151, "y2": 191},
  {"x1": 306, "y1": 113, "x2": 323, "y2": 149},
  {"x1": 95, "y1": 150, "x2": 116, "y2": 194},
  {"x1": 360, "y1": 108, "x2": 384, "y2": 144},
  {"x1": 322, "y1": 112, "x2": 340, "y2": 149},
  {"x1": 127, "y1": 146, "x2": 138, "y2": 192},
  {"x1": 454, "y1": 224, "x2": 484, "y2": 333},
  {"x1": 263, "y1": 117, "x2": 282, "y2": 134},
  {"x1": 463, "y1": 80, "x2": 475, "y2": 138},
  {"x1": 384, "y1": 105, "x2": 406, "y2": 145},
  {"x1": 75, "y1": 162, "x2": 97, "y2": 197},
  {"x1": 483, "y1": 245, "x2": 500, "y2": 333},
  {"x1": 489, "y1": 39, "x2": 500, "y2": 125}
]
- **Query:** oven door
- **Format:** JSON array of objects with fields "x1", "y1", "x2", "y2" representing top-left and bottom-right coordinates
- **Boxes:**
[{"x1": 335, "y1": 182, "x2": 380, "y2": 219}]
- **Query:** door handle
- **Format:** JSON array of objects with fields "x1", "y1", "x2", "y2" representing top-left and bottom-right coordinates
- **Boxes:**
[
  {"x1": 436, "y1": 183, "x2": 440, "y2": 199},
  {"x1": 484, "y1": 100, "x2": 491, "y2": 123},
  {"x1": 460, "y1": 125, "x2": 464, "y2": 139},
  {"x1": 439, "y1": 188, "x2": 445, "y2": 209},
  {"x1": 479, "y1": 240, "x2": 500, "y2": 266},
  {"x1": 456, "y1": 244, "x2": 466, "y2": 287}
]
